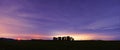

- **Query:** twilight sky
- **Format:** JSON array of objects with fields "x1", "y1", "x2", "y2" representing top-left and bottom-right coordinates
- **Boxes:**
[{"x1": 0, "y1": 0, "x2": 120, "y2": 40}]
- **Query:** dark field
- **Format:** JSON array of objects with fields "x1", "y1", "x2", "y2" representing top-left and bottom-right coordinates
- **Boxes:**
[{"x1": 0, "y1": 40, "x2": 120, "y2": 50}]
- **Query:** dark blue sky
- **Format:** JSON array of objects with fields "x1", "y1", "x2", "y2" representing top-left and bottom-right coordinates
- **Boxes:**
[{"x1": 0, "y1": 0, "x2": 120, "y2": 40}]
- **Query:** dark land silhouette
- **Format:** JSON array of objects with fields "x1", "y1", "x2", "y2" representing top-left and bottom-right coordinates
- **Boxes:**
[{"x1": 0, "y1": 37, "x2": 120, "y2": 50}]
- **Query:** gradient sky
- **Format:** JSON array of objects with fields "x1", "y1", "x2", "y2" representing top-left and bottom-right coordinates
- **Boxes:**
[{"x1": 0, "y1": 0, "x2": 120, "y2": 40}]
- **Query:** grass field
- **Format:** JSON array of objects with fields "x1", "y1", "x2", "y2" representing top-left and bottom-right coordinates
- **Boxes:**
[{"x1": 0, "y1": 40, "x2": 120, "y2": 50}]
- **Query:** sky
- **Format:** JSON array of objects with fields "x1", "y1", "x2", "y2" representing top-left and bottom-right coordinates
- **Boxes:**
[{"x1": 0, "y1": 0, "x2": 120, "y2": 40}]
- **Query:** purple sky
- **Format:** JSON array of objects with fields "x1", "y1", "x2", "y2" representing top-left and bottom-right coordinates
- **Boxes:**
[{"x1": 0, "y1": 0, "x2": 120, "y2": 40}]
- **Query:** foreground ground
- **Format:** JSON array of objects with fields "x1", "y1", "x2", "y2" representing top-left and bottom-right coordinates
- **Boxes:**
[{"x1": 0, "y1": 40, "x2": 120, "y2": 50}]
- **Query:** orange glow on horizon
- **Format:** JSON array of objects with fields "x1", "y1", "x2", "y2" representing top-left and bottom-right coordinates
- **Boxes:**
[
  {"x1": 0, "y1": 32, "x2": 115, "y2": 40},
  {"x1": 52, "y1": 32, "x2": 115, "y2": 40},
  {"x1": 16, "y1": 38, "x2": 21, "y2": 40},
  {"x1": 53, "y1": 34, "x2": 95, "y2": 40},
  {"x1": 0, "y1": 33, "x2": 50, "y2": 40}
]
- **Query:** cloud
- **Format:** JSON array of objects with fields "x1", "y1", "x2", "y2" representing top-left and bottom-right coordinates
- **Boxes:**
[
  {"x1": 85, "y1": 16, "x2": 120, "y2": 30},
  {"x1": 0, "y1": 0, "x2": 69, "y2": 36},
  {"x1": 0, "y1": 0, "x2": 119, "y2": 40},
  {"x1": 0, "y1": 1, "x2": 36, "y2": 33},
  {"x1": 0, "y1": 17, "x2": 37, "y2": 34}
]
